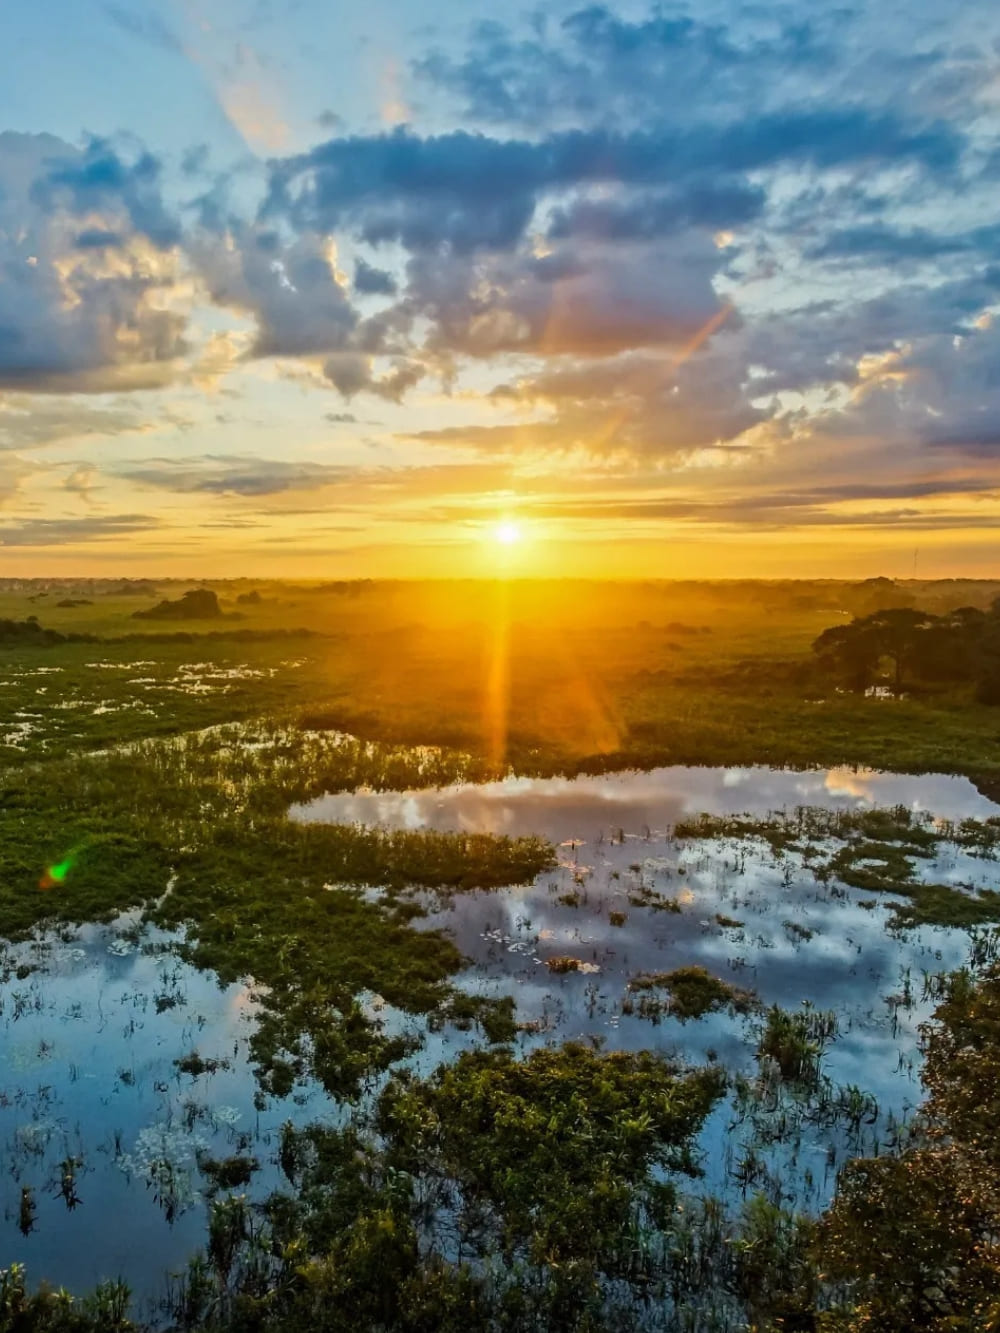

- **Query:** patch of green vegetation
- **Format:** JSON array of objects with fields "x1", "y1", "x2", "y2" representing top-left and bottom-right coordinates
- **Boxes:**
[
  {"x1": 886, "y1": 883, "x2": 1000, "y2": 930},
  {"x1": 174, "y1": 1051, "x2": 231, "y2": 1077},
  {"x1": 675, "y1": 804, "x2": 943, "y2": 858},
  {"x1": 828, "y1": 839, "x2": 919, "y2": 891},
  {"x1": 828, "y1": 838, "x2": 1000, "y2": 929},
  {"x1": 428, "y1": 993, "x2": 518, "y2": 1043},
  {"x1": 673, "y1": 804, "x2": 1000, "y2": 930},
  {"x1": 0, "y1": 726, "x2": 553, "y2": 1096},
  {"x1": 627, "y1": 883, "x2": 684, "y2": 912},
  {"x1": 0, "y1": 1264, "x2": 134, "y2": 1331},
  {"x1": 376, "y1": 1044, "x2": 726, "y2": 1324},
  {"x1": 627, "y1": 966, "x2": 757, "y2": 1020},
  {"x1": 757, "y1": 1004, "x2": 837, "y2": 1086},
  {"x1": 197, "y1": 1153, "x2": 260, "y2": 1191}
]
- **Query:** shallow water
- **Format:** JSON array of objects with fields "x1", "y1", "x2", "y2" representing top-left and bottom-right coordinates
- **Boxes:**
[
  {"x1": 0, "y1": 918, "x2": 327, "y2": 1320},
  {"x1": 291, "y1": 763, "x2": 999, "y2": 838},
  {"x1": 4, "y1": 763, "x2": 998, "y2": 1311},
  {"x1": 296, "y1": 764, "x2": 1000, "y2": 1212}
]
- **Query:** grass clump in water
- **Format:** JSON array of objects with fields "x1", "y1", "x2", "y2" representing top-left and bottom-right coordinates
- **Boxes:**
[
  {"x1": 757, "y1": 1004, "x2": 837, "y2": 1085},
  {"x1": 197, "y1": 1154, "x2": 259, "y2": 1192},
  {"x1": 628, "y1": 966, "x2": 757, "y2": 1020}
]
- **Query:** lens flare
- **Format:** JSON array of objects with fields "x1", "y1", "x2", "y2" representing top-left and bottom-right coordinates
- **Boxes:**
[{"x1": 39, "y1": 851, "x2": 77, "y2": 892}]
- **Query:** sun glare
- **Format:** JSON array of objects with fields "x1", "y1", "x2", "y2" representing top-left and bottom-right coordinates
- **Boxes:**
[{"x1": 495, "y1": 520, "x2": 522, "y2": 546}]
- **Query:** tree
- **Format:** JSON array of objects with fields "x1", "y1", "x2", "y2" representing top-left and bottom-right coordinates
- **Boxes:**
[
  {"x1": 817, "y1": 966, "x2": 1000, "y2": 1332},
  {"x1": 812, "y1": 621, "x2": 883, "y2": 692},
  {"x1": 813, "y1": 608, "x2": 938, "y2": 692},
  {"x1": 863, "y1": 607, "x2": 938, "y2": 690}
]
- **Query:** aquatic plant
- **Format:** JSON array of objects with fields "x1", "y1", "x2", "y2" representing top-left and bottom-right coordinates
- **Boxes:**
[
  {"x1": 627, "y1": 967, "x2": 757, "y2": 1021},
  {"x1": 757, "y1": 1005, "x2": 837, "y2": 1086}
]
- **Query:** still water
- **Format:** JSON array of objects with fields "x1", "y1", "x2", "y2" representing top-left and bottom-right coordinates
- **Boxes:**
[
  {"x1": 294, "y1": 764, "x2": 1000, "y2": 1210},
  {"x1": 0, "y1": 918, "x2": 328, "y2": 1320},
  {"x1": 3, "y1": 765, "x2": 997, "y2": 1310}
]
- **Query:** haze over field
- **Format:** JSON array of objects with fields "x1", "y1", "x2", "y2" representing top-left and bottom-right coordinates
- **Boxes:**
[{"x1": 2, "y1": 0, "x2": 1000, "y2": 577}]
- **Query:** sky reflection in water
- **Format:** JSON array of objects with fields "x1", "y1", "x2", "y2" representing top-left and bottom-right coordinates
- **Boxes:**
[
  {"x1": 4, "y1": 766, "x2": 998, "y2": 1307},
  {"x1": 297, "y1": 765, "x2": 1000, "y2": 1210}
]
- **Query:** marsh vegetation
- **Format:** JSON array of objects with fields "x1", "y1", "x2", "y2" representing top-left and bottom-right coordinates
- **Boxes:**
[{"x1": 3, "y1": 578, "x2": 1000, "y2": 1330}]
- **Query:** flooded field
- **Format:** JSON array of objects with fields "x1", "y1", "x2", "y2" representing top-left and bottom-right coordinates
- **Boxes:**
[
  {"x1": 4, "y1": 761, "x2": 1000, "y2": 1315},
  {"x1": 0, "y1": 919, "x2": 331, "y2": 1320},
  {"x1": 295, "y1": 765, "x2": 1000, "y2": 1211}
]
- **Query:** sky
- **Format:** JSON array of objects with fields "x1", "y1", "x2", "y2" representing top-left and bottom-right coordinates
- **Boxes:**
[{"x1": 1, "y1": 0, "x2": 999, "y2": 578}]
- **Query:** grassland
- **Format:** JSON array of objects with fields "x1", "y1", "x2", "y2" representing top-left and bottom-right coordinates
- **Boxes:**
[{"x1": 6, "y1": 576, "x2": 1000, "y2": 784}]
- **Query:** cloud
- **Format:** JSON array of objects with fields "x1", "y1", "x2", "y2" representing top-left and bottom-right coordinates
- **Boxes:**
[
  {"x1": 0, "y1": 396, "x2": 156, "y2": 451},
  {"x1": 63, "y1": 464, "x2": 100, "y2": 504},
  {"x1": 354, "y1": 258, "x2": 398, "y2": 296},
  {"x1": 415, "y1": 6, "x2": 992, "y2": 143},
  {"x1": 414, "y1": 10, "x2": 831, "y2": 130},
  {"x1": 0, "y1": 513, "x2": 160, "y2": 546},
  {"x1": 116, "y1": 454, "x2": 357, "y2": 496},
  {"x1": 192, "y1": 226, "x2": 359, "y2": 359},
  {"x1": 546, "y1": 181, "x2": 766, "y2": 242},
  {"x1": 31, "y1": 134, "x2": 180, "y2": 249},
  {"x1": 0, "y1": 456, "x2": 38, "y2": 508},
  {"x1": 806, "y1": 222, "x2": 1000, "y2": 265},
  {"x1": 320, "y1": 353, "x2": 422, "y2": 400},
  {"x1": 0, "y1": 132, "x2": 187, "y2": 393},
  {"x1": 104, "y1": 4, "x2": 184, "y2": 56},
  {"x1": 263, "y1": 112, "x2": 961, "y2": 259},
  {"x1": 812, "y1": 315, "x2": 1000, "y2": 459}
]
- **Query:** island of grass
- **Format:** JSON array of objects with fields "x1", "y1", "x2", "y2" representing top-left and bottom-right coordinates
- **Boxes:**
[
  {"x1": 626, "y1": 966, "x2": 758, "y2": 1020},
  {"x1": 674, "y1": 805, "x2": 1000, "y2": 930}
]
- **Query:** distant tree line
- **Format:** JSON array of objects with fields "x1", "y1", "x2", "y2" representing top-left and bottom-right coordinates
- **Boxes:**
[
  {"x1": 813, "y1": 603, "x2": 1000, "y2": 701},
  {"x1": 0, "y1": 618, "x2": 317, "y2": 648}
]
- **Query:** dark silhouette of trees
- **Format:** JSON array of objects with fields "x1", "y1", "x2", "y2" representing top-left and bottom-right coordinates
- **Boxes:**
[
  {"x1": 813, "y1": 603, "x2": 1000, "y2": 697},
  {"x1": 133, "y1": 589, "x2": 222, "y2": 620},
  {"x1": 813, "y1": 621, "x2": 882, "y2": 692}
]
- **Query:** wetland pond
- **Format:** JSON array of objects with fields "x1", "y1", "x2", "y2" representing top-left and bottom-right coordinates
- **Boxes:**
[{"x1": 4, "y1": 762, "x2": 1000, "y2": 1313}]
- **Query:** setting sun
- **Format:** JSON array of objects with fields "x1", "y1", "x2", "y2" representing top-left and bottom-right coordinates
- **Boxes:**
[
  {"x1": 2, "y1": 1, "x2": 997, "y2": 1322},
  {"x1": 494, "y1": 521, "x2": 522, "y2": 546}
]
